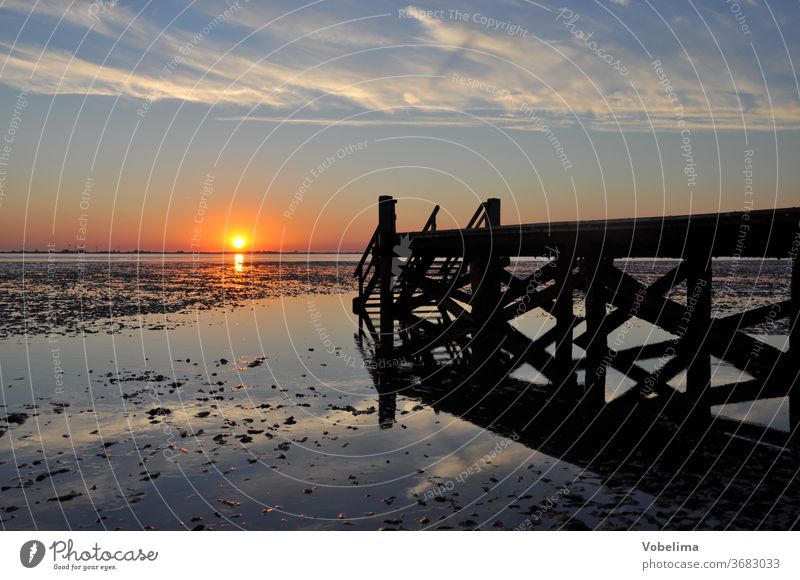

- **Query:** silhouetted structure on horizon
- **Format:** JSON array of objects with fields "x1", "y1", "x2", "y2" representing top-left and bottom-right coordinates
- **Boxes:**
[{"x1": 353, "y1": 196, "x2": 800, "y2": 446}]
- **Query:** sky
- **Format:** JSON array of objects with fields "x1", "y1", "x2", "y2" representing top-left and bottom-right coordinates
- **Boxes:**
[{"x1": 0, "y1": 0, "x2": 798, "y2": 252}]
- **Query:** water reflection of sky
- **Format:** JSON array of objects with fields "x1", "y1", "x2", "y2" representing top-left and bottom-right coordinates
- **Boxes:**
[
  {"x1": 0, "y1": 257, "x2": 796, "y2": 530},
  {"x1": 2, "y1": 296, "x2": 595, "y2": 529}
]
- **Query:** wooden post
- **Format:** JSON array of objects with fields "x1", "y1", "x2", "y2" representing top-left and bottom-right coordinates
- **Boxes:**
[
  {"x1": 584, "y1": 256, "x2": 609, "y2": 407},
  {"x1": 790, "y1": 255, "x2": 799, "y2": 438},
  {"x1": 470, "y1": 198, "x2": 501, "y2": 327},
  {"x1": 377, "y1": 196, "x2": 396, "y2": 352},
  {"x1": 553, "y1": 246, "x2": 576, "y2": 391},
  {"x1": 685, "y1": 248, "x2": 712, "y2": 419},
  {"x1": 484, "y1": 197, "x2": 501, "y2": 230}
]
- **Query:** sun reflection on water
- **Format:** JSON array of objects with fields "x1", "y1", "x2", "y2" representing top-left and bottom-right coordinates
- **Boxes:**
[{"x1": 234, "y1": 253, "x2": 244, "y2": 272}]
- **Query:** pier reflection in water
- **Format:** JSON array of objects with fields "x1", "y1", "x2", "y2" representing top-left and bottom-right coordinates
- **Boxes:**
[{"x1": 356, "y1": 328, "x2": 800, "y2": 530}]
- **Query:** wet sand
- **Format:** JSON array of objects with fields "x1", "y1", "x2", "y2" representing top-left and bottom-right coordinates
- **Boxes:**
[
  {"x1": 0, "y1": 258, "x2": 797, "y2": 530},
  {"x1": 1, "y1": 294, "x2": 589, "y2": 530}
]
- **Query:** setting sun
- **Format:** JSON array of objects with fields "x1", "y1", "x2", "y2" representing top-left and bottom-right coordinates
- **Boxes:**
[{"x1": 231, "y1": 235, "x2": 247, "y2": 250}]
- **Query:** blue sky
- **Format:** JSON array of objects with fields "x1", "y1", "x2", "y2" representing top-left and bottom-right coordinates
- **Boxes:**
[{"x1": 0, "y1": 0, "x2": 798, "y2": 250}]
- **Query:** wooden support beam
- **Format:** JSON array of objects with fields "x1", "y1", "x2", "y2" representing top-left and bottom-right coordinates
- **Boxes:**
[
  {"x1": 791, "y1": 254, "x2": 800, "y2": 439},
  {"x1": 414, "y1": 275, "x2": 476, "y2": 325},
  {"x1": 500, "y1": 276, "x2": 575, "y2": 321},
  {"x1": 378, "y1": 195, "x2": 396, "y2": 353},
  {"x1": 685, "y1": 249, "x2": 712, "y2": 418},
  {"x1": 499, "y1": 262, "x2": 558, "y2": 307},
  {"x1": 707, "y1": 324, "x2": 783, "y2": 375},
  {"x1": 583, "y1": 257, "x2": 610, "y2": 407},
  {"x1": 599, "y1": 262, "x2": 687, "y2": 335},
  {"x1": 395, "y1": 205, "x2": 443, "y2": 320},
  {"x1": 396, "y1": 255, "x2": 433, "y2": 318},
  {"x1": 360, "y1": 309, "x2": 378, "y2": 338},
  {"x1": 612, "y1": 339, "x2": 677, "y2": 363},
  {"x1": 402, "y1": 267, "x2": 473, "y2": 307},
  {"x1": 553, "y1": 246, "x2": 576, "y2": 390},
  {"x1": 598, "y1": 262, "x2": 783, "y2": 378},
  {"x1": 632, "y1": 354, "x2": 686, "y2": 398},
  {"x1": 502, "y1": 326, "x2": 561, "y2": 384},
  {"x1": 574, "y1": 262, "x2": 684, "y2": 350},
  {"x1": 469, "y1": 198, "x2": 501, "y2": 328},
  {"x1": 715, "y1": 300, "x2": 791, "y2": 331},
  {"x1": 706, "y1": 377, "x2": 789, "y2": 407},
  {"x1": 646, "y1": 260, "x2": 689, "y2": 296},
  {"x1": 404, "y1": 207, "x2": 800, "y2": 259}
]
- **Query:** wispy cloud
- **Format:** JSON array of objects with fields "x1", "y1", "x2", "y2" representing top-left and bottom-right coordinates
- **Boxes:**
[{"x1": 0, "y1": 0, "x2": 797, "y2": 131}]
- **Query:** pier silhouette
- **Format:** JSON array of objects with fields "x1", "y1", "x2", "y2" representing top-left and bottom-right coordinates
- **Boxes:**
[
  {"x1": 353, "y1": 197, "x2": 800, "y2": 449},
  {"x1": 352, "y1": 198, "x2": 800, "y2": 527}
]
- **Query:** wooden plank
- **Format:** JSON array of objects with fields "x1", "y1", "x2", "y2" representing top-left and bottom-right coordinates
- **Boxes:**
[
  {"x1": 584, "y1": 257, "x2": 609, "y2": 406},
  {"x1": 404, "y1": 207, "x2": 800, "y2": 259},
  {"x1": 686, "y1": 251, "x2": 712, "y2": 407}
]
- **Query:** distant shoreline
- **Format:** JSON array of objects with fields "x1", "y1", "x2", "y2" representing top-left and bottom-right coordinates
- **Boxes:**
[{"x1": 0, "y1": 250, "x2": 363, "y2": 255}]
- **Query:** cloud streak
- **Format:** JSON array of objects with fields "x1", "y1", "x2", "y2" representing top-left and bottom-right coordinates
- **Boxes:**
[{"x1": 0, "y1": 0, "x2": 797, "y2": 131}]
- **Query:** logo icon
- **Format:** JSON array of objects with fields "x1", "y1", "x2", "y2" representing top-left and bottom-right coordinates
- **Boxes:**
[
  {"x1": 20, "y1": 540, "x2": 45, "y2": 568},
  {"x1": 391, "y1": 234, "x2": 412, "y2": 280}
]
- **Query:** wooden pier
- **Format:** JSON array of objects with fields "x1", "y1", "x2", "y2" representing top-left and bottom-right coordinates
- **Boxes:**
[{"x1": 353, "y1": 196, "x2": 800, "y2": 442}]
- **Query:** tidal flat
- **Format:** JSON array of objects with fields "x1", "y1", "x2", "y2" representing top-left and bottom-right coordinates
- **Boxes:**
[{"x1": 0, "y1": 257, "x2": 797, "y2": 530}]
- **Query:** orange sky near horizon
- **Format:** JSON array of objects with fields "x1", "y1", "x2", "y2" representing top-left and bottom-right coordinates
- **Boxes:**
[{"x1": 1, "y1": 2, "x2": 799, "y2": 252}]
